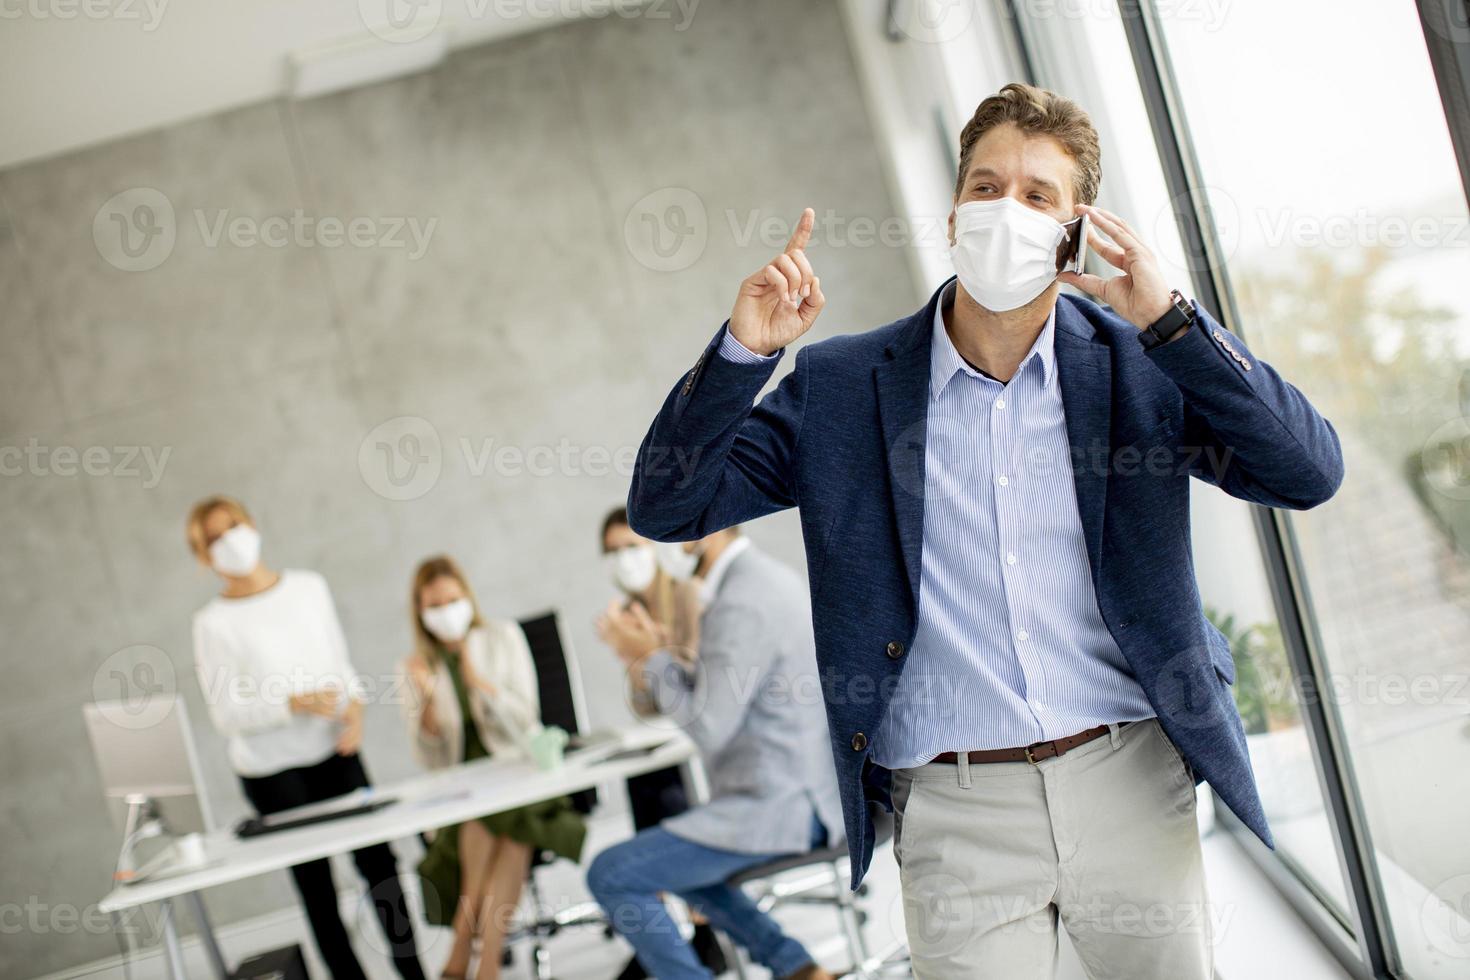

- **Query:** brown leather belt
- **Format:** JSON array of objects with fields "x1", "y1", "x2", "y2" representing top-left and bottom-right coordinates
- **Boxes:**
[{"x1": 933, "y1": 721, "x2": 1130, "y2": 766}]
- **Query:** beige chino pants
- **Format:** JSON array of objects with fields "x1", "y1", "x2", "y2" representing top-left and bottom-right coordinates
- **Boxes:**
[{"x1": 891, "y1": 718, "x2": 1214, "y2": 979}]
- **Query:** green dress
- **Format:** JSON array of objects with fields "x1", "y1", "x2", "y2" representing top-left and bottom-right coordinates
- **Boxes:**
[{"x1": 415, "y1": 645, "x2": 587, "y2": 926}]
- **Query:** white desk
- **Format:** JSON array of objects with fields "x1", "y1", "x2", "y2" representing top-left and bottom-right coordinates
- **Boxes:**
[{"x1": 100, "y1": 726, "x2": 696, "y2": 979}]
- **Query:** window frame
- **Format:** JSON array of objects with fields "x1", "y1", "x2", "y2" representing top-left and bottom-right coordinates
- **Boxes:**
[{"x1": 1103, "y1": 0, "x2": 1470, "y2": 976}]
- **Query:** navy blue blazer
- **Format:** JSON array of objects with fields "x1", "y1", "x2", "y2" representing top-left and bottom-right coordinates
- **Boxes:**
[{"x1": 629, "y1": 280, "x2": 1344, "y2": 887}]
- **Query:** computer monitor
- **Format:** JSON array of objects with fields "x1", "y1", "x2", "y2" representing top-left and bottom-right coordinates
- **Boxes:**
[{"x1": 83, "y1": 694, "x2": 214, "y2": 837}]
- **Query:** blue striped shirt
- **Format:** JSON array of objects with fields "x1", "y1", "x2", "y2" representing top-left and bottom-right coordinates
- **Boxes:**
[{"x1": 718, "y1": 292, "x2": 1155, "y2": 769}]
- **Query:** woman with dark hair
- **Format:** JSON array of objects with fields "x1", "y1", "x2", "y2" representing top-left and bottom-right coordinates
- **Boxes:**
[{"x1": 595, "y1": 507, "x2": 726, "y2": 978}]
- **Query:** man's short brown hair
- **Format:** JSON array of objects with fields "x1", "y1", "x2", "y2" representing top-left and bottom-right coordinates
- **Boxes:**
[{"x1": 955, "y1": 83, "x2": 1102, "y2": 206}]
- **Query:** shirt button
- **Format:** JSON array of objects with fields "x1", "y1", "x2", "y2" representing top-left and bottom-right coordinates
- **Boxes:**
[
  {"x1": 885, "y1": 640, "x2": 905, "y2": 660},
  {"x1": 994, "y1": 398, "x2": 1006, "y2": 410},
  {"x1": 1017, "y1": 629, "x2": 1030, "y2": 642},
  {"x1": 997, "y1": 475, "x2": 1009, "y2": 487},
  {"x1": 1031, "y1": 698, "x2": 1046, "y2": 710},
  {"x1": 850, "y1": 732, "x2": 868, "y2": 751},
  {"x1": 1006, "y1": 553, "x2": 1017, "y2": 565}
]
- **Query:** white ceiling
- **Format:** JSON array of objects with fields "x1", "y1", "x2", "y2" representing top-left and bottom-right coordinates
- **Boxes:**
[{"x1": 0, "y1": 0, "x2": 631, "y2": 169}]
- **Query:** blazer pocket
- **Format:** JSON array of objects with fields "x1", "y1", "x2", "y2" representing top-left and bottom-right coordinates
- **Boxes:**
[
  {"x1": 806, "y1": 511, "x2": 840, "y2": 602},
  {"x1": 1117, "y1": 414, "x2": 1181, "y2": 451},
  {"x1": 1205, "y1": 623, "x2": 1237, "y2": 685}
]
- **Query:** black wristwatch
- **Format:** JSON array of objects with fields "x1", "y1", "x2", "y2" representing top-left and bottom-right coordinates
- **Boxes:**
[{"x1": 1139, "y1": 289, "x2": 1196, "y2": 350}]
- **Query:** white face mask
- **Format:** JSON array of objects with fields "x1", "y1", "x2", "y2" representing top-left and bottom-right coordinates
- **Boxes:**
[
  {"x1": 950, "y1": 198, "x2": 1070, "y2": 312},
  {"x1": 209, "y1": 524, "x2": 262, "y2": 577},
  {"x1": 655, "y1": 541, "x2": 701, "y2": 582},
  {"x1": 607, "y1": 545, "x2": 657, "y2": 594},
  {"x1": 421, "y1": 598, "x2": 475, "y2": 643}
]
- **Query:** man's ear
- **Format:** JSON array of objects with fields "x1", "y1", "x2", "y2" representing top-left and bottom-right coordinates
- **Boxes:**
[{"x1": 947, "y1": 202, "x2": 958, "y2": 246}]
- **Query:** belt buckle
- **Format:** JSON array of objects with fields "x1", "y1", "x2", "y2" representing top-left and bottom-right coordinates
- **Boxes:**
[{"x1": 1024, "y1": 743, "x2": 1041, "y2": 765}]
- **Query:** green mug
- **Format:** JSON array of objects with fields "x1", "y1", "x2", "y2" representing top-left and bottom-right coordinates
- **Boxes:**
[{"x1": 528, "y1": 725, "x2": 569, "y2": 771}]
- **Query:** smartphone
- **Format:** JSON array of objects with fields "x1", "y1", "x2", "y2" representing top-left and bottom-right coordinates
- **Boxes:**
[{"x1": 1056, "y1": 212, "x2": 1090, "y2": 275}]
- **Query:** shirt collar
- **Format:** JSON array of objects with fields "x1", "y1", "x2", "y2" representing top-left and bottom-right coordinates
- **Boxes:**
[
  {"x1": 698, "y1": 536, "x2": 750, "y2": 601},
  {"x1": 930, "y1": 285, "x2": 1058, "y2": 399}
]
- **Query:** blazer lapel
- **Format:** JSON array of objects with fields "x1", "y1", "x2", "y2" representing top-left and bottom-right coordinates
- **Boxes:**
[
  {"x1": 1054, "y1": 298, "x2": 1111, "y2": 585},
  {"x1": 875, "y1": 306, "x2": 936, "y2": 608}
]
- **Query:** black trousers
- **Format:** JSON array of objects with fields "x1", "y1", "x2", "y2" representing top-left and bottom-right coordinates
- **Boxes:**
[{"x1": 240, "y1": 753, "x2": 425, "y2": 980}]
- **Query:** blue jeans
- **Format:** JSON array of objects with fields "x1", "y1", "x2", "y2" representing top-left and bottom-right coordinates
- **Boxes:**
[{"x1": 587, "y1": 813, "x2": 826, "y2": 979}]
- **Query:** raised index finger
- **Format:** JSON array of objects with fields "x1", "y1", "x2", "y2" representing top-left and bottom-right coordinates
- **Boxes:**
[{"x1": 785, "y1": 208, "x2": 815, "y2": 255}]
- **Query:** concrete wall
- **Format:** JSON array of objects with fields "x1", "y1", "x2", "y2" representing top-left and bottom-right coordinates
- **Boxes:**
[{"x1": 0, "y1": 0, "x2": 922, "y2": 974}]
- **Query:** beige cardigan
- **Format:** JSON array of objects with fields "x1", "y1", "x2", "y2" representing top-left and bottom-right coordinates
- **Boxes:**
[{"x1": 401, "y1": 619, "x2": 541, "y2": 770}]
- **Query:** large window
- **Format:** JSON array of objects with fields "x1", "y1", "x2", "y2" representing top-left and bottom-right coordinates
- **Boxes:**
[
  {"x1": 1148, "y1": 0, "x2": 1470, "y2": 976},
  {"x1": 1015, "y1": 0, "x2": 1356, "y2": 931}
]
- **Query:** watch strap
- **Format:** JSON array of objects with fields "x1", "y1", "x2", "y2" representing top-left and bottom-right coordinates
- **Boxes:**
[{"x1": 1140, "y1": 289, "x2": 1195, "y2": 349}]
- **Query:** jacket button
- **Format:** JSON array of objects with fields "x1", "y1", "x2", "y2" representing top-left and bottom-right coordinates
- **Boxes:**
[
  {"x1": 885, "y1": 640, "x2": 905, "y2": 659},
  {"x1": 850, "y1": 732, "x2": 868, "y2": 751}
]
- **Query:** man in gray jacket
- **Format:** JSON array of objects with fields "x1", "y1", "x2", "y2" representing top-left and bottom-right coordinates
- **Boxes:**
[{"x1": 588, "y1": 527, "x2": 843, "y2": 980}]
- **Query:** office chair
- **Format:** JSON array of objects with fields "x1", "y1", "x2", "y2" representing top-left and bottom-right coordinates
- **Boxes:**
[
  {"x1": 722, "y1": 804, "x2": 909, "y2": 979},
  {"x1": 501, "y1": 611, "x2": 606, "y2": 980}
]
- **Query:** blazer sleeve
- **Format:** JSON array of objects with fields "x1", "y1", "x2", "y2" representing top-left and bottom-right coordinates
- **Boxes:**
[
  {"x1": 628, "y1": 323, "x2": 808, "y2": 541},
  {"x1": 1146, "y1": 305, "x2": 1345, "y2": 509},
  {"x1": 641, "y1": 596, "x2": 771, "y2": 758}
]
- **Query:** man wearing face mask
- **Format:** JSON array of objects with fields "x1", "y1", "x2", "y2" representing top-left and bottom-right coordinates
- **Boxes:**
[
  {"x1": 594, "y1": 508, "x2": 729, "y2": 980},
  {"x1": 627, "y1": 83, "x2": 1344, "y2": 978},
  {"x1": 186, "y1": 495, "x2": 426, "y2": 980},
  {"x1": 589, "y1": 526, "x2": 844, "y2": 980}
]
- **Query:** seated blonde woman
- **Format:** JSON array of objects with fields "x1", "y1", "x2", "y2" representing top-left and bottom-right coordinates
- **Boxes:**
[{"x1": 401, "y1": 556, "x2": 585, "y2": 980}]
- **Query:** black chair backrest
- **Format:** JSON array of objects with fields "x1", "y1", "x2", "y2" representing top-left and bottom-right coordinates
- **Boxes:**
[{"x1": 518, "y1": 612, "x2": 597, "y2": 816}]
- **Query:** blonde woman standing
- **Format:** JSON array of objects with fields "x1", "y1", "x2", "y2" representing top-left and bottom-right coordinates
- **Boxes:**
[
  {"x1": 401, "y1": 556, "x2": 585, "y2": 980},
  {"x1": 186, "y1": 495, "x2": 424, "y2": 980}
]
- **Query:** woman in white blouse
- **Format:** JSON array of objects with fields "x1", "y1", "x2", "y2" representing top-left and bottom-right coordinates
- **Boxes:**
[
  {"x1": 402, "y1": 555, "x2": 585, "y2": 980},
  {"x1": 187, "y1": 495, "x2": 425, "y2": 980}
]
